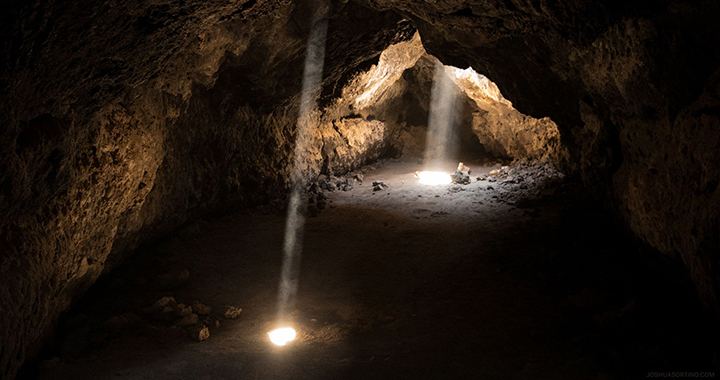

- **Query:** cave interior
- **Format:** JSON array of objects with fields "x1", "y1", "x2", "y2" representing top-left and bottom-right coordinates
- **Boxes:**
[{"x1": 1, "y1": 0, "x2": 720, "y2": 379}]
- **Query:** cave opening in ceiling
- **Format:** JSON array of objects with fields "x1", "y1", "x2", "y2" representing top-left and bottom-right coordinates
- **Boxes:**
[{"x1": 3, "y1": 0, "x2": 720, "y2": 379}]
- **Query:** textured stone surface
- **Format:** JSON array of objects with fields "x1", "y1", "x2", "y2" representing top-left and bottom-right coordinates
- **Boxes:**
[
  {"x1": 360, "y1": 0, "x2": 720, "y2": 314},
  {"x1": 2, "y1": 0, "x2": 720, "y2": 378},
  {"x1": 0, "y1": 1, "x2": 412, "y2": 378}
]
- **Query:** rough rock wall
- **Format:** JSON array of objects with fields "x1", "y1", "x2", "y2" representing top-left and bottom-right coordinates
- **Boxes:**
[
  {"x1": 400, "y1": 50, "x2": 566, "y2": 162},
  {"x1": 0, "y1": 1, "x2": 412, "y2": 377},
  {"x1": 360, "y1": 0, "x2": 720, "y2": 311}
]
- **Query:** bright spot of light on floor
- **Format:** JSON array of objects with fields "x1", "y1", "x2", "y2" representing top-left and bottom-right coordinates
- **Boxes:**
[
  {"x1": 269, "y1": 327, "x2": 297, "y2": 346},
  {"x1": 417, "y1": 171, "x2": 452, "y2": 185}
]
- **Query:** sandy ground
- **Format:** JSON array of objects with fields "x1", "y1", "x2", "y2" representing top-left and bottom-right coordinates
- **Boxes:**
[{"x1": 32, "y1": 159, "x2": 716, "y2": 380}]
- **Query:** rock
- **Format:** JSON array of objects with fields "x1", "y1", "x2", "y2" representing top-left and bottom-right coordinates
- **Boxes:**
[
  {"x1": 186, "y1": 325, "x2": 210, "y2": 342},
  {"x1": 372, "y1": 180, "x2": 388, "y2": 192},
  {"x1": 177, "y1": 303, "x2": 193, "y2": 317},
  {"x1": 144, "y1": 297, "x2": 189, "y2": 322},
  {"x1": 341, "y1": 177, "x2": 354, "y2": 191},
  {"x1": 457, "y1": 162, "x2": 471, "y2": 174},
  {"x1": 488, "y1": 176, "x2": 497, "y2": 182},
  {"x1": 450, "y1": 170, "x2": 470, "y2": 184},
  {"x1": 156, "y1": 266, "x2": 190, "y2": 290},
  {"x1": 224, "y1": 306, "x2": 243, "y2": 319},
  {"x1": 319, "y1": 179, "x2": 334, "y2": 192},
  {"x1": 174, "y1": 313, "x2": 200, "y2": 327},
  {"x1": 191, "y1": 301, "x2": 211, "y2": 316},
  {"x1": 308, "y1": 182, "x2": 321, "y2": 194},
  {"x1": 144, "y1": 296, "x2": 177, "y2": 314},
  {"x1": 316, "y1": 199, "x2": 327, "y2": 210},
  {"x1": 476, "y1": 174, "x2": 487, "y2": 181}
]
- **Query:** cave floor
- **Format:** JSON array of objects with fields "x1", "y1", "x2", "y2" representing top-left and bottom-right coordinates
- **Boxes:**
[{"x1": 36, "y1": 160, "x2": 715, "y2": 380}]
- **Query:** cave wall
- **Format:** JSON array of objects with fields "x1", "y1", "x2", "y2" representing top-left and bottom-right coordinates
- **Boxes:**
[
  {"x1": 3, "y1": 0, "x2": 720, "y2": 377},
  {"x1": 359, "y1": 0, "x2": 720, "y2": 311},
  {"x1": 0, "y1": 1, "x2": 412, "y2": 377},
  {"x1": 398, "y1": 50, "x2": 566, "y2": 163}
]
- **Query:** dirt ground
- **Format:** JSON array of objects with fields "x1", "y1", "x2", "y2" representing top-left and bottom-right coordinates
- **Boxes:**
[{"x1": 29, "y1": 159, "x2": 717, "y2": 380}]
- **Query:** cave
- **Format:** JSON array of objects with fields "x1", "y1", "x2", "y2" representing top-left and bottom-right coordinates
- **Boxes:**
[{"x1": 2, "y1": 0, "x2": 720, "y2": 379}]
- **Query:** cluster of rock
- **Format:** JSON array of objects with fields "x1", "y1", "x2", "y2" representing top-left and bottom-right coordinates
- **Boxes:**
[
  {"x1": 315, "y1": 173, "x2": 362, "y2": 192},
  {"x1": 372, "y1": 180, "x2": 389, "y2": 191},
  {"x1": 43, "y1": 295, "x2": 238, "y2": 368},
  {"x1": 485, "y1": 162, "x2": 566, "y2": 206},
  {"x1": 449, "y1": 162, "x2": 472, "y2": 185},
  {"x1": 306, "y1": 172, "x2": 365, "y2": 216},
  {"x1": 141, "y1": 297, "x2": 221, "y2": 342}
]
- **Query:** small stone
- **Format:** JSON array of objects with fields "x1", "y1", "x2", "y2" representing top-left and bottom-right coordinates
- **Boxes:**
[
  {"x1": 487, "y1": 186, "x2": 494, "y2": 190},
  {"x1": 488, "y1": 176, "x2": 497, "y2": 182},
  {"x1": 154, "y1": 296, "x2": 176, "y2": 308},
  {"x1": 177, "y1": 303, "x2": 193, "y2": 317},
  {"x1": 214, "y1": 320, "x2": 220, "y2": 328},
  {"x1": 308, "y1": 182, "x2": 321, "y2": 193},
  {"x1": 457, "y1": 162, "x2": 471, "y2": 174},
  {"x1": 144, "y1": 297, "x2": 190, "y2": 322},
  {"x1": 224, "y1": 306, "x2": 243, "y2": 319},
  {"x1": 316, "y1": 200, "x2": 327, "y2": 210},
  {"x1": 186, "y1": 324, "x2": 210, "y2": 342},
  {"x1": 174, "y1": 313, "x2": 199, "y2": 327},
  {"x1": 192, "y1": 301, "x2": 211, "y2": 315}
]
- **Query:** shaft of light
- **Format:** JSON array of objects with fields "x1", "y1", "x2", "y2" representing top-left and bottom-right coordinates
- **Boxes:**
[
  {"x1": 423, "y1": 60, "x2": 460, "y2": 171},
  {"x1": 276, "y1": 0, "x2": 329, "y2": 326},
  {"x1": 269, "y1": 327, "x2": 297, "y2": 346}
]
